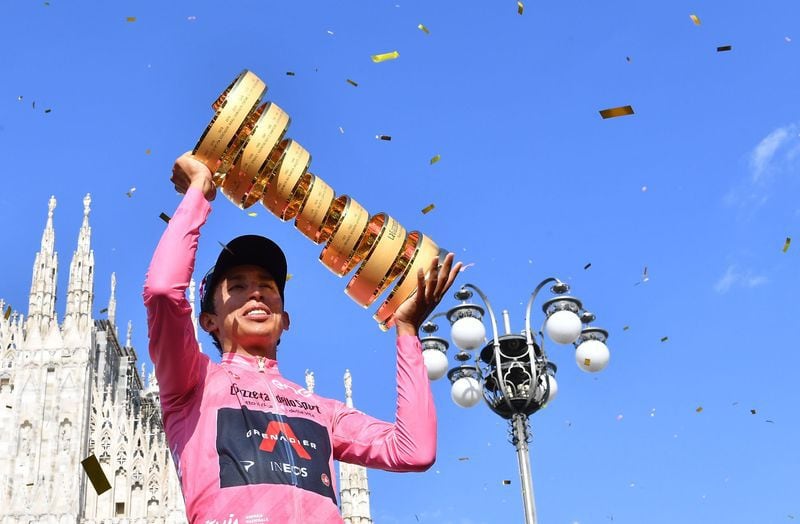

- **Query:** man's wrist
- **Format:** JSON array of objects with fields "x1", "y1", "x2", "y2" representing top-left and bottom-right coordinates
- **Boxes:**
[{"x1": 395, "y1": 320, "x2": 418, "y2": 338}]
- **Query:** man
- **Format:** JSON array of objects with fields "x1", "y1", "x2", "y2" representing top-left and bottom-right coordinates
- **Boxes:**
[{"x1": 143, "y1": 152, "x2": 461, "y2": 523}]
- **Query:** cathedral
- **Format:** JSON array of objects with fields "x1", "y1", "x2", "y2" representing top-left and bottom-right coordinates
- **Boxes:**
[{"x1": 0, "y1": 195, "x2": 372, "y2": 523}]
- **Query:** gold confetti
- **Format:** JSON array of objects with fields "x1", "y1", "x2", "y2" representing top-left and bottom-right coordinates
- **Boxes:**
[
  {"x1": 145, "y1": 148, "x2": 151, "y2": 155},
  {"x1": 218, "y1": 241, "x2": 233, "y2": 254},
  {"x1": 782, "y1": 237, "x2": 791, "y2": 253},
  {"x1": 286, "y1": 273, "x2": 294, "y2": 281},
  {"x1": 371, "y1": 51, "x2": 400, "y2": 63},
  {"x1": 377, "y1": 135, "x2": 392, "y2": 141},
  {"x1": 517, "y1": 1, "x2": 524, "y2": 15},
  {"x1": 3, "y1": 306, "x2": 11, "y2": 320},
  {"x1": 584, "y1": 358, "x2": 592, "y2": 366},
  {"x1": 660, "y1": 336, "x2": 669, "y2": 342},
  {"x1": 159, "y1": 212, "x2": 171, "y2": 223},
  {"x1": 126, "y1": 187, "x2": 136, "y2": 198},
  {"x1": 696, "y1": 406, "x2": 703, "y2": 413},
  {"x1": 502, "y1": 479, "x2": 512, "y2": 485},
  {"x1": 418, "y1": 23, "x2": 430, "y2": 34},
  {"x1": 247, "y1": 212, "x2": 258, "y2": 217},
  {"x1": 126, "y1": 16, "x2": 137, "y2": 22},
  {"x1": 81, "y1": 454, "x2": 112, "y2": 494},
  {"x1": 583, "y1": 262, "x2": 592, "y2": 270},
  {"x1": 689, "y1": 14, "x2": 701, "y2": 25},
  {"x1": 430, "y1": 154, "x2": 441, "y2": 165},
  {"x1": 599, "y1": 105, "x2": 634, "y2": 119},
  {"x1": 717, "y1": 45, "x2": 732, "y2": 52},
  {"x1": 421, "y1": 203, "x2": 435, "y2": 214},
  {"x1": 346, "y1": 79, "x2": 359, "y2": 87}
]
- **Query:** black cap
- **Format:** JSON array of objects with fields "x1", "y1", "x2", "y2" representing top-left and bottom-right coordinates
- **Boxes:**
[{"x1": 200, "y1": 235, "x2": 287, "y2": 313}]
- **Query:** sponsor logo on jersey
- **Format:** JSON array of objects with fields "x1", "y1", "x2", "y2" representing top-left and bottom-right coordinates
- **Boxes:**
[
  {"x1": 216, "y1": 407, "x2": 335, "y2": 504},
  {"x1": 275, "y1": 394, "x2": 322, "y2": 414}
]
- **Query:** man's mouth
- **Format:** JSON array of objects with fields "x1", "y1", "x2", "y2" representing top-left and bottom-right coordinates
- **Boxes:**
[{"x1": 243, "y1": 307, "x2": 271, "y2": 318}]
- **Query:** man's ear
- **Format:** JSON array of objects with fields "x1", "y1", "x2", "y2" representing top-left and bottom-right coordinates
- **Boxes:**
[
  {"x1": 281, "y1": 311, "x2": 290, "y2": 331},
  {"x1": 199, "y1": 311, "x2": 218, "y2": 336}
]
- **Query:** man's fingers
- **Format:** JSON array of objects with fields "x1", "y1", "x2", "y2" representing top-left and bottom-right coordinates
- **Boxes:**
[{"x1": 433, "y1": 253, "x2": 455, "y2": 297}]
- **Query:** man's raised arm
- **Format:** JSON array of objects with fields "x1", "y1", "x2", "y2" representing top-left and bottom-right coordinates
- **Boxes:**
[{"x1": 142, "y1": 154, "x2": 216, "y2": 407}]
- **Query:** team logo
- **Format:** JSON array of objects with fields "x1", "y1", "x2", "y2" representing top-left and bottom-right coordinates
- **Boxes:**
[{"x1": 259, "y1": 421, "x2": 313, "y2": 459}]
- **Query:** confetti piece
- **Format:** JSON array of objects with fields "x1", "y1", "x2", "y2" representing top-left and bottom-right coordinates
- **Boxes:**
[
  {"x1": 218, "y1": 241, "x2": 233, "y2": 254},
  {"x1": 460, "y1": 262, "x2": 476, "y2": 272},
  {"x1": 689, "y1": 14, "x2": 701, "y2": 25},
  {"x1": 430, "y1": 154, "x2": 441, "y2": 165},
  {"x1": 159, "y1": 212, "x2": 171, "y2": 223},
  {"x1": 583, "y1": 263, "x2": 592, "y2": 270},
  {"x1": 623, "y1": 325, "x2": 630, "y2": 331},
  {"x1": 32, "y1": 101, "x2": 36, "y2": 109},
  {"x1": 421, "y1": 203, "x2": 435, "y2": 215},
  {"x1": 696, "y1": 406, "x2": 703, "y2": 413},
  {"x1": 81, "y1": 454, "x2": 112, "y2": 495},
  {"x1": 247, "y1": 212, "x2": 258, "y2": 217},
  {"x1": 286, "y1": 71, "x2": 296, "y2": 76},
  {"x1": 660, "y1": 336, "x2": 669, "y2": 342},
  {"x1": 457, "y1": 457, "x2": 470, "y2": 461},
  {"x1": 599, "y1": 105, "x2": 634, "y2": 119},
  {"x1": 286, "y1": 273, "x2": 293, "y2": 281},
  {"x1": 4, "y1": 306, "x2": 11, "y2": 320},
  {"x1": 371, "y1": 51, "x2": 400, "y2": 63},
  {"x1": 502, "y1": 480, "x2": 511, "y2": 485},
  {"x1": 17, "y1": 95, "x2": 23, "y2": 101},
  {"x1": 717, "y1": 45, "x2": 732, "y2": 52},
  {"x1": 626, "y1": 56, "x2": 632, "y2": 62},
  {"x1": 126, "y1": 187, "x2": 136, "y2": 198},
  {"x1": 377, "y1": 135, "x2": 392, "y2": 141},
  {"x1": 99, "y1": 308, "x2": 108, "y2": 314},
  {"x1": 145, "y1": 148, "x2": 151, "y2": 155},
  {"x1": 126, "y1": 16, "x2": 137, "y2": 22},
  {"x1": 5, "y1": 405, "x2": 11, "y2": 409},
  {"x1": 187, "y1": 15, "x2": 197, "y2": 21},
  {"x1": 782, "y1": 237, "x2": 791, "y2": 253},
  {"x1": 338, "y1": 126, "x2": 344, "y2": 134},
  {"x1": 346, "y1": 79, "x2": 358, "y2": 87},
  {"x1": 641, "y1": 185, "x2": 648, "y2": 192},
  {"x1": 786, "y1": 37, "x2": 792, "y2": 43},
  {"x1": 44, "y1": 108, "x2": 52, "y2": 114},
  {"x1": 418, "y1": 23, "x2": 430, "y2": 34},
  {"x1": 766, "y1": 419, "x2": 775, "y2": 423},
  {"x1": 517, "y1": 1, "x2": 524, "y2": 15},
  {"x1": 616, "y1": 414, "x2": 624, "y2": 421},
  {"x1": 750, "y1": 409, "x2": 757, "y2": 415},
  {"x1": 584, "y1": 358, "x2": 592, "y2": 366},
  {"x1": 327, "y1": 30, "x2": 334, "y2": 35}
]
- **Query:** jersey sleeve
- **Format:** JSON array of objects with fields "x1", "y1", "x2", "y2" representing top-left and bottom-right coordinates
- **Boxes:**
[
  {"x1": 142, "y1": 187, "x2": 212, "y2": 410},
  {"x1": 331, "y1": 335, "x2": 437, "y2": 472}
]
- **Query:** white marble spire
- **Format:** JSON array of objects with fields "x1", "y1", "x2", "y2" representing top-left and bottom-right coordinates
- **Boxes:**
[
  {"x1": 305, "y1": 370, "x2": 315, "y2": 393},
  {"x1": 27, "y1": 196, "x2": 59, "y2": 343},
  {"x1": 63, "y1": 194, "x2": 94, "y2": 341},
  {"x1": 339, "y1": 369, "x2": 372, "y2": 523},
  {"x1": 108, "y1": 273, "x2": 117, "y2": 326},
  {"x1": 188, "y1": 278, "x2": 202, "y2": 352}
]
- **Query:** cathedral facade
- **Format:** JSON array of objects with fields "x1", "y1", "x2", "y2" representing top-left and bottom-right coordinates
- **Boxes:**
[{"x1": 0, "y1": 195, "x2": 371, "y2": 524}]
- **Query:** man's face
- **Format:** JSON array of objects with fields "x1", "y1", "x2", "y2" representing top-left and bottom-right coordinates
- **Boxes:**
[{"x1": 200, "y1": 264, "x2": 289, "y2": 357}]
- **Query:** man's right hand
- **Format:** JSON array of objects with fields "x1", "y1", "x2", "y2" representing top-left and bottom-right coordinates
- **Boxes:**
[{"x1": 171, "y1": 152, "x2": 216, "y2": 202}]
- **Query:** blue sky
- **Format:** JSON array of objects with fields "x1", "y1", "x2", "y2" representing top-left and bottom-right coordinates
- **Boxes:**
[{"x1": 1, "y1": 1, "x2": 799, "y2": 522}]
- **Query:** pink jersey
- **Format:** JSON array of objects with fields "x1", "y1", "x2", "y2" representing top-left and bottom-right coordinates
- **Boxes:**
[{"x1": 143, "y1": 188, "x2": 437, "y2": 524}]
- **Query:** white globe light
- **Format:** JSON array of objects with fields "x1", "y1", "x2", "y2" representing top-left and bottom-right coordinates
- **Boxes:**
[
  {"x1": 575, "y1": 339, "x2": 610, "y2": 372},
  {"x1": 451, "y1": 316, "x2": 486, "y2": 350},
  {"x1": 422, "y1": 349, "x2": 449, "y2": 381},
  {"x1": 542, "y1": 374, "x2": 558, "y2": 403},
  {"x1": 545, "y1": 310, "x2": 583, "y2": 344},
  {"x1": 450, "y1": 376, "x2": 482, "y2": 408}
]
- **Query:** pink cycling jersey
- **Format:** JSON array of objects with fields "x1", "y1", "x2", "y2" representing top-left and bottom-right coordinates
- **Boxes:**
[{"x1": 143, "y1": 188, "x2": 437, "y2": 524}]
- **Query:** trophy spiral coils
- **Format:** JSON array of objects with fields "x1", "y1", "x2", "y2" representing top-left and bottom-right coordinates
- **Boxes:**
[{"x1": 193, "y1": 70, "x2": 445, "y2": 330}]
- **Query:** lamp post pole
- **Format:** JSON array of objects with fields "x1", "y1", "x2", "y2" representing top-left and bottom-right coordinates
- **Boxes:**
[{"x1": 421, "y1": 279, "x2": 611, "y2": 524}]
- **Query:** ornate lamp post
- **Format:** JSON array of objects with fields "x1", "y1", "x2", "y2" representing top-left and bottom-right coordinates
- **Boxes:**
[{"x1": 421, "y1": 278, "x2": 611, "y2": 524}]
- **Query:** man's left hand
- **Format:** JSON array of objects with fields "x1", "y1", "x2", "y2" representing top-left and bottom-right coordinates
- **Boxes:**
[{"x1": 393, "y1": 253, "x2": 462, "y2": 337}]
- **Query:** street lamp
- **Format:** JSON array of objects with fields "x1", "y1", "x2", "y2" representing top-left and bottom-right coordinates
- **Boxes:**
[{"x1": 421, "y1": 278, "x2": 610, "y2": 524}]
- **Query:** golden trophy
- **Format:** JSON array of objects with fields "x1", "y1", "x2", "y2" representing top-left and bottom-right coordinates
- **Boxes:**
[{"x1": 193, "y1": 70, "x2": 444, "y2": 330}]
